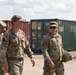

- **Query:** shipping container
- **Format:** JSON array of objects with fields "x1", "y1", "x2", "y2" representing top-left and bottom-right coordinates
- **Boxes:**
[
  {"x1": 3, "y1": 20, "x2": 31, "y2": 44},
  {"x1": 3, "y1": 20, "x2": 12, "y2": 30},
  {"x1": 31, "y1": 19, "x2": 76, "y2": 53}
]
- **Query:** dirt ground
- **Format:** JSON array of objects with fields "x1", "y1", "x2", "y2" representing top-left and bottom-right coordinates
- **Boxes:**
[{"x1": 22, "y1": 51, "x2": 76, "y2": 75}]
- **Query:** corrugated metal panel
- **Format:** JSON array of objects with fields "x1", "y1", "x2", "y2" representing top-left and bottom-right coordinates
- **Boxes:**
[
  {"x1": 31, "y1": 19, "x2": 76, "y2": 53},
  {"x1": 58, "y1": 20, "x2": 76, "y2": 50},
  {"x1": 21, "y1": 21, "x2": 31, "y2": 44}
]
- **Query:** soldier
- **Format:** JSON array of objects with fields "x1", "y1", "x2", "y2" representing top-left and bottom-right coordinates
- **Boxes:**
[
  {"x1": 0, "y1": 21, "x2": 7, "y2": 75},
  {"x1": 41, "y1": 21, "x2": 65, "y2": 75},
  {"x1": 0, "y1": 15, "x2": 35, "y2": 75}
]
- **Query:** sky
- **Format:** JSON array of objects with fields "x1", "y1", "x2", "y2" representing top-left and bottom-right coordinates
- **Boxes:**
[{"x1": 0, "y1": 0, "x2": 76, "y2": 21}]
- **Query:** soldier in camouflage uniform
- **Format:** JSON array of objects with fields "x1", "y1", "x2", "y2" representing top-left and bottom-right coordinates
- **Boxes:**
[
  {"x1": 41, "y1": 21, "x2": 65, "y2": 75},
  {"x1": 0, "y1": 15, "x2": 35, "y2": 75},
  {"x1": 0, "y1": 21, "x2": 6, "y2": 75}
]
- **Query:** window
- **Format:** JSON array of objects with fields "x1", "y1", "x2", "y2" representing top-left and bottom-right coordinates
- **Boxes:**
[
  {"x1": 37, "y1": 22, "x2": 41, "y2": 30},
  {"x1": 32, "y1": 22, "x2": 36, "y2": 29}
]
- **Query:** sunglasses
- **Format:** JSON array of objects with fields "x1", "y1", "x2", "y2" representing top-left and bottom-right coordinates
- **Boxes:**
[{"x1": 50, "y1": 27, "x2": 57, "y2": 29}]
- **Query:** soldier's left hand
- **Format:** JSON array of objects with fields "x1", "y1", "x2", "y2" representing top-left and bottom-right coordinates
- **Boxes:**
[{"x1": 30, "y1": 58, "x2": 35, "y2": 67}]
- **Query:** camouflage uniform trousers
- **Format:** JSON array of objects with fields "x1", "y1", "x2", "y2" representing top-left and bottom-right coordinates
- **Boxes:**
[
  {"x1": 43, "y1": 61, "x2": 64, "y2": 75},
  {"x1": 7, "y1": 59, "x2": 24, "y2": 75},
  {"x1": 0, "y1": 61, "x2": 6, "y2": 75}
]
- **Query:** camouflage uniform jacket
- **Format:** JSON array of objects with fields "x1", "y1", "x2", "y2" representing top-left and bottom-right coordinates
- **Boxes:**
[
  {"x1": 41, "y1": 32, "x2": 64, "y2": 64},
  {"x1": 0, "y1": 28, "x2": 33, "y2": 66}
]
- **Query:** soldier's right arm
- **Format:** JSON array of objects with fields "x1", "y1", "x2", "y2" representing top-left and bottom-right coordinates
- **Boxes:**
[
  {"x1": 24, "y1": 36, "x2": 35, "y2": 67},
  {"x1": 0, "y1": 31, "x2": 9, "y2": 67},
  {"x1": 41, "y1": 36, "x2": 53, "y2": 64}
]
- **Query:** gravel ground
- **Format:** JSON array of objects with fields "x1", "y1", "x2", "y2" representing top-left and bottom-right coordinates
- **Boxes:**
[{"x1": 22, "y1": 51, "x2": 76, "y2": 75}]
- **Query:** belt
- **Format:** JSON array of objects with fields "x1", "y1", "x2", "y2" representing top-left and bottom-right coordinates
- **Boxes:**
[{"x1": 7, "y1": 57, "x2": 23, "y2": 61}]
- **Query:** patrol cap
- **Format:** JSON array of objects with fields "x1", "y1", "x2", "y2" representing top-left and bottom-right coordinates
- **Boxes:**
[
  {"x1": 11, "y1": 15, "x2": 23, "y2": 21},
  {"x1": 49, "y1": 21, "x2": 58, "y2": 27},
  {"x1": 0, "y1": 21, "x2": 6, "y2": 30}
]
